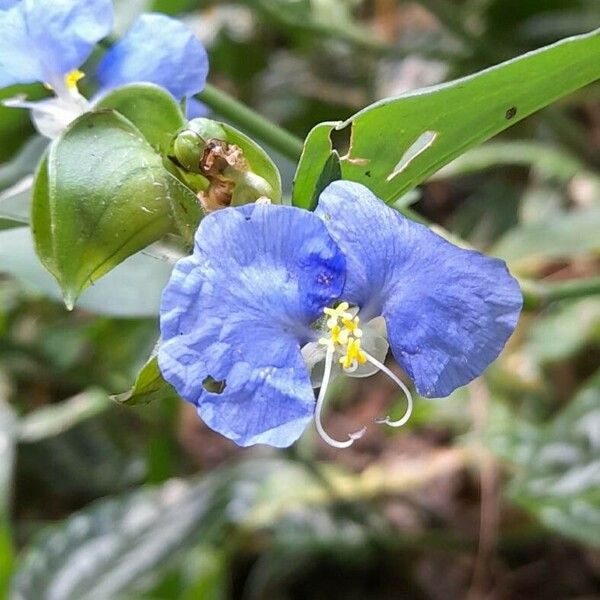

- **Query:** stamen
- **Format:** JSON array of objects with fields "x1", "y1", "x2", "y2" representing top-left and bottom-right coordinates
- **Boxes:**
[
  {"x1": 314, "y1": 346, "x2": 366, "y2": 448},
  {"x1": 363, "y1": 351, "x2": 413, "y2": 428},
  {"x1": 65, "y1": 70, "x2": 85, "y2": 91}
]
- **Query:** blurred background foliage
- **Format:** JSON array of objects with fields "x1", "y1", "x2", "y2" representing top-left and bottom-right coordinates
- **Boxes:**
[{"x1": 1, "y1": 1, "x2": 599, "y2": 598}]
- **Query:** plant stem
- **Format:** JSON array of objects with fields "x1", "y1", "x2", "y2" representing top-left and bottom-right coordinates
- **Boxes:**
[
  {"x1": 521, "y1": 276, "x2": 600, "y2": 309},
  {"x1": 196, "y1": 84, "x2": 304, "y2": 162}
]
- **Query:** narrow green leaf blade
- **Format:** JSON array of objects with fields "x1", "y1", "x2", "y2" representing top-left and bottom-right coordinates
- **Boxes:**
[
  {"x1": 113, "y1": 355, "x2": 177, "y2": 406},
  {"x1": 296, "y1": 29, "x2": 600, "y2": 204}
]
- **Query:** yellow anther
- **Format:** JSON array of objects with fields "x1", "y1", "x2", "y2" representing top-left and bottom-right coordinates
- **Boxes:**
[
  {"x1": 342, "y1": 316, "x2": 362, "y2": 338},
  {"x1": 64, "y1": 69, "x2": 85, "y2": 91},
  {"x1": 339, "y1": 337, "x2": 367, "y2": 370}
]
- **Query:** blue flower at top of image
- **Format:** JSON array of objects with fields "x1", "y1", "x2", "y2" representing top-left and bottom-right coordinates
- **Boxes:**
[
  {"x1": 0, "y1": 0, "x2": 208, "y2": 138},
  {"x1": 158, "y1": 181, "x2": 523, "y2": 449}
]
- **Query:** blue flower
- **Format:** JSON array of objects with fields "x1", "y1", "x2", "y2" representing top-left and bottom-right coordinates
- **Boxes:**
[
  {"x1": 0, "y1": 2, "x2": 208, "y2": 138},
  {"x1": 159, "y1": 182, "x2": 522, "y2": 448}
]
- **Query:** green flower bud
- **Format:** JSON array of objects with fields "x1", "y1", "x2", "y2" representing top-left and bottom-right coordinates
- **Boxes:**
[
  {"x1": 187, "y1": 118, "x2": 228, "y2": 142},
  {"x1": 172, "y1": 129, "x2": 206, "y2": 173}
]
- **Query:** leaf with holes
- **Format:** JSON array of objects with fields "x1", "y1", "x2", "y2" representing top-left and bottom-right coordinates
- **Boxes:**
[
  {"x1": 293, "y1": 28, "x2": 600, "y2": 206},
  {"x1": 31, "y1": 110, "x2": 198, "y2": 309}
]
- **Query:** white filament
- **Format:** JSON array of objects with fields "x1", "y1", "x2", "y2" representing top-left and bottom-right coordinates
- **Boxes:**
[
  {"x1": 314, "y1": 346, "x2": 366, "y2": 448},
  {"x1": 363, "y1": 351, "x2": 413, "y2": 427}
]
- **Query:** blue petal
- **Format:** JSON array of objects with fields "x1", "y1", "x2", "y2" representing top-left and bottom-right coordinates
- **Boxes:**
[
  {"x1": 186, "y1": 97, "x2": 209, "y2": 119},
  {"x1": 316, "y1": 181, "x2": 523, "y2": 398},
  {"x1": 0, "y1": 3, "x2": 43, "y2": 87},
  {"x1": 158, "y1": 203, "x2": 345, "y2": 447},
  {"x1": 97, "y1": 13, "x2": 209, "y2": 100},
  {"x1": 0, "y1": 0, "x2": 113, "y2": 87}
]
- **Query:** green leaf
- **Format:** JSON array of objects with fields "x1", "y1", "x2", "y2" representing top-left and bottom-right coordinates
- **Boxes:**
[
  {"x1": 96, "y1": 83, "x2": 186, "y2": 154},
  {"x1": 0, "y1": 227, "x2": 173, "y2": 318},
  {"x1": 31, "y1": 110, "x2": 197, "y2": 307},
  {"x1": 293, "y1": 122, "x2": 341, "y2": 210},
  {"x1": 10, "y1": 460, "x2": 288, "y2": 600},
  {"x1": 492, "y1": 208, "x2": 600, "y2": 274},
  {"x1": 0, "y1": 136, "x2": 47, "y2": 192},
  {"x1": 113, "y1": 355, "x2": 178, "y2": 406},
  {"x1": 525, "y1": 299, "x2": 600, "y2": 363},
  {"x1": 0, "y1": 373, "x2": 16, "y2": 597},
  {"x1": 507, "y1": 372, "x2": 600, "y2": 547},
  {"x1": 294, "y1": 28, "x2": 600, "y2": 205},
  {"x1": 18, "y1": 388, "x2": 111, "y2": 443}
]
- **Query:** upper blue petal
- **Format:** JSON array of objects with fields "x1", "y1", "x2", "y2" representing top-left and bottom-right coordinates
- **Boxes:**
[
  {"x1": 0, "y1": 2, "x2": 43, "y2": 86},
  {"x1": 0, "y1": 0, "x2": 113, "y2": 87},
  {"x1": 97, "y1": 13, "x2": 209, "y2": 100},
  {"x1": 315, "y1": 181, "x2": 523, "y2": 398},
  {"x1": 158, "y1": 203, "x2": 346, "y2": 447}
]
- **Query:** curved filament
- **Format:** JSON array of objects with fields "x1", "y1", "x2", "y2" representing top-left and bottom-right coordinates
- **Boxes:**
[
  {"x1": 314, "y1": 346, "x2": 366, "y2": 448},
  {"x1": 363, "y1": 351, "x2": 413, "y2": 428}
]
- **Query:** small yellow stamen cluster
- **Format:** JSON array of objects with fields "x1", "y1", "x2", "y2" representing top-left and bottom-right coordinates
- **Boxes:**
[
  {"x1": 65, "y1": 69, "x2": 85, "y2": 91},
  {"x1": 319, "y1": 302, "x2": 367, "y2": 370}
]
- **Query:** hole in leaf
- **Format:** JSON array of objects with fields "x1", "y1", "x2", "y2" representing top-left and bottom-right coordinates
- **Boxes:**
[
  {"x1": 387, "y1": 130, "x2": 437, "y2": 181},
  {"x1": 330, "y1": 123, "x2": 352, "y2": 156},
  {"x1": 202, "y1": 375, "x2": 227, "y2": 394}
]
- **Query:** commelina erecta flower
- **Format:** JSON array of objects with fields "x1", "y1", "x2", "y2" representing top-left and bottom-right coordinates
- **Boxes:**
[
  {"x1": 158, "y1": 181, "x2": 523, "y2": 448},
  {"x1": 0, "y1": 0, "x2": 208, "y2": 138}
]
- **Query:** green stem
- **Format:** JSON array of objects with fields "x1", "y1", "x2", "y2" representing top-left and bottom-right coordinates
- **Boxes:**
[
  {"x1": 521, "y1": 276, "x2": 600, "y2": 309},
  {"x1": 196, "y1": 84, "x2": 304, "y2": 162}
]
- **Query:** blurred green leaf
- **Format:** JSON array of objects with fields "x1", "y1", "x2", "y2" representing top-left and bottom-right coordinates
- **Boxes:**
[
  {"x1": 295, "y1": 28, "x2": 600, "y2": 204},
  {"x1": 0, "y1": 227, "x2": 173, "y2": 318},
  {"x1": 20, "y1": 410, "x2": 146, "y2": 496},
  {"x1": 432, "y1": 140, "x2": 588, "y2": 182},
  {"x1": 96, "y1": 84, "x2": 186, "y2": 154},
  {"x1": 31, "y1": 110, "x2": 196, "y2": 307},
  {"x1": 525, "y1": 298, "x2": 600, "y2": 363},
  {"x1": 493, "y1": 208, "x2": 600, "y2": 273},
  {"x1": 10, "y1": 460, "x2": 289, "y2": 600},
  {"x1": 0, "y1": 373, "x2": 16, "y2": 597},
  {"x1": 113, "y1": 355, "x2": 178, "y2": 406},
  {"x1": 507, "y1": 372, "x2": 600, "y2": 547},
  {"x1": 0, "y1": 136, "x2": 47, "y2": 192},
  {"x1": 18, "y1": 388, "x2": 110, "y2": 443}
]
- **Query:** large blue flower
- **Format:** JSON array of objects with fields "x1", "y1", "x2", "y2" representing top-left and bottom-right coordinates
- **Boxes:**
[
  {"x1": 158, "y1": 182, "x2": 523, "y2": 448},
  {"x1": 0, "y1": 2, "x2": 209, "y2": 137}
]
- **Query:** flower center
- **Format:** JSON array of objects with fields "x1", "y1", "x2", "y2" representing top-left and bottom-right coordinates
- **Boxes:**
[
  {"x1": 318, "y1": 302, "x2": 367, "y2": 372},
  {"x1": 64, "y1": 69, "x2": 85, "y2": 92},
  {"x1": 312, "y1": 301, "x2": 414, "y2": 449}
]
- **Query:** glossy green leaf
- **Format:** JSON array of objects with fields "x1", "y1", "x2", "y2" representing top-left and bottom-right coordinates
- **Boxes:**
[
  {"x1": 96, "y1": 83, "x2": 186, "y2": 154},
  {"x1": 507, "y1": 372, "x2": 600, "y2": 547},
  {"x1": 293, "y1": 28, "x2": 600, "y2": 205},
  {"x1": 113, "y1": 355, "x2": 178, "y2": 406},
  {"x1": 293, "y1": 122, "x2": 340, "y2": 210},
  {"x1": 0, "y1": 227, "x2": 173, "y2": 318},
  {"x1": 31, "y1": 110, "x2": 197, "y2": 308}
]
